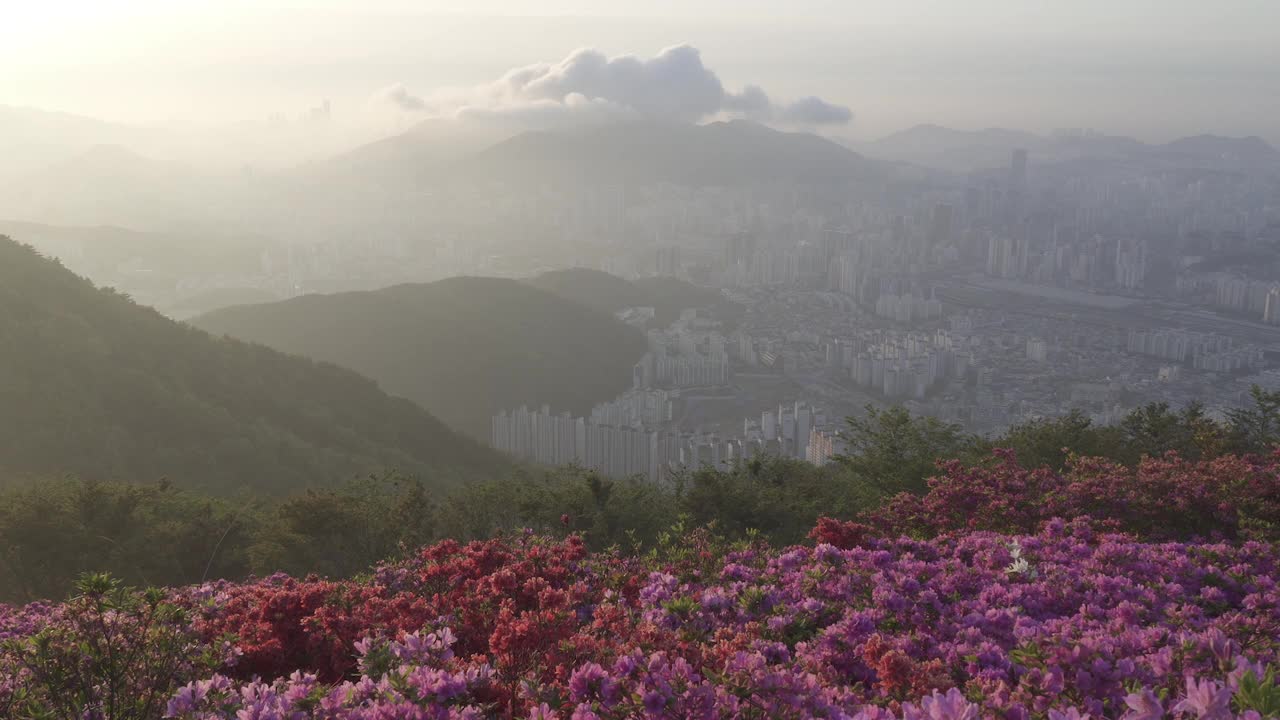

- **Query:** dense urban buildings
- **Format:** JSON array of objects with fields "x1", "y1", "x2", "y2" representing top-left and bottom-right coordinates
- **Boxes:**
[{"x1": 474, "y1": 139, "x2": 1280, "y2": 481}]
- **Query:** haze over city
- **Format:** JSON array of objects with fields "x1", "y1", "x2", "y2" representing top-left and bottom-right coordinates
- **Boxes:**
[{"x1": 3, "y1": 5, "x2": 1280, "y2": 719}]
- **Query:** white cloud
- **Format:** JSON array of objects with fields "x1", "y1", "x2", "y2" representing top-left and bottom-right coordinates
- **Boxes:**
[
  {"x1": 779, "y1": 96, "x2": 854, "y2": 125},
  {"x1": 372, "y1": 83, "x2": 428, "y2": 112},
  {"x1": 374, "y1": 45, "x2": 852, "y2": 129}
]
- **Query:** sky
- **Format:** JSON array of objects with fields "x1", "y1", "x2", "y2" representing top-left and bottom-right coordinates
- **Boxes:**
[{"x1": 4, "y1": 0, "x2": 1279, "y2": 143}]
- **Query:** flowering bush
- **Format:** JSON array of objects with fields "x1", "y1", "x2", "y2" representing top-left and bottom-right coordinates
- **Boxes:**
[
  {"x1": 8, "y1": 520, "x2": 1280, "y2": 718},
  {"x1": 864, "y1": 450, "x2": 1280, "y2": 541},
  {"x1": 4, "y1": 452, "x2": 1280, "y2": 719},
  {"x1": 1, "y1": 574, "x2": 222, "y2": 720}
]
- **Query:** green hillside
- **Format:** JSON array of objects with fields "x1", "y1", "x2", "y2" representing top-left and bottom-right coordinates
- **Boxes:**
[
  {"x1": 0, "y1": 237, "x2": 505, "y2": 494},
  {"x1": 192, "y1": 277, "x2": 650, "y2": 439}
]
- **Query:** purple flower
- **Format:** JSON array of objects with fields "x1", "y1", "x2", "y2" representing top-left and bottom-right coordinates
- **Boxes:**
[
  {"x1": 165, "y1": 682, "x2": 206, "y2": 717},
  {"x1": 642, "y1": 689, "x2": 667, "y2": 713},
  {"x1": 905, "y1": 688, "x2": 980, "y2": 720},
  {"x1": 1121, "y1": 688, "x2": 1164, "y2": 720},
  {"x1": 568, "y1": 663, "x2": 618, "y2": 706},
  {"x1": 529, "y1": 702, "x2": 560, "y2": 719},
  {"x1": 1171, "y1": 676, "x2": 1233, "y2": 720}
]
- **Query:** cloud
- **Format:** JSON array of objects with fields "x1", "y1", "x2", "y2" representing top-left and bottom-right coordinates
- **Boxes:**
[
  {"x1": 454, "y1": 93, "x2": 638, "y2": 130},
  {"x1": 373, "y1": 83, "x2": 428, "y2": 112},
  {"x1": 378, "y1": 45, "x2": 852, "y2": 130},
  {"x1": 723, "y1": 85, "x2": 773, "y2": 121},
  {"x1": 779, "y1": 96, "x2": 854, "y2": 126},
  {"x1": 484, "y1": 45, "x2": 725, "y2": 123}
]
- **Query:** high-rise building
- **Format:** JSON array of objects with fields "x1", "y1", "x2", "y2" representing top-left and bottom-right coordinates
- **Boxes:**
[
  {"x1": 1025, "y1": 338, "x2": 1049, "y2": 362},
  {"x1": 761, "y1": 410, "x2": 778, "y2": 441},
  {"x1": 724, "y1": 232, "x2": 758, "y2": 268},
  {"x1": 1008, "y1": 149, "x2": 1029, "y2": 219},
  {"x1": 491, "y1": 404, "x2": 677, "y2": 483},
  {"x1": 1010, "y1": 149, "x2": 1028, "y2": 193},
  {"x1": 654, "y1": 246, "x2": 680, "y2": 277},
  {"x1": 794, "y1": 402, "x2": 812, "y2": 460},
  {"x1": 806, "y1": 427, "x2": 846, "y2": 466},
  {"x1": 1114, "y1": 237, "x2": 1147, "y2": 290},
  {"x1": 1264, "y1": 287, "x2": 1280, "y2": 325},
  {"x1": 928, "y1": 203, "x2": 954, "y2": 251}
]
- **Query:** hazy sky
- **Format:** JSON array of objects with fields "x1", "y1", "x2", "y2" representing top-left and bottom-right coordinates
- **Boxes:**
[{"x1": 4, "y1": 0, "x2": 1279, "y2": 142}]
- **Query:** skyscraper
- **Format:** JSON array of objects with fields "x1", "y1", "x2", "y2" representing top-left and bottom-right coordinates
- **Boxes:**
[
  {"x1": 928, "y1": 203, "x2": 954, "y2": 251},
  {"x1": 1008, "y1": 148, "x2": 1028, "y2": 220},
  {"x1": 1010, "y1": 149, "x2": 1028, "y2": 193}
]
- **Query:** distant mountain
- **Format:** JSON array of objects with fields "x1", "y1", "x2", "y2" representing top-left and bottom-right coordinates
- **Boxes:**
[
  {"x1": 0, "y1": 237, "x2": 505, "y2": 494},
  {"x1": 0, "y1": 105, "x2": 151, "y2": 180},
  {"x1": 868, "y1": 123, "x2": 1280, "y2": 175},
  {"x1": 1157, "y1": 135, "x2": 1280, "y2": 170},
  {"x1": 867, "y1": 124, "x2": 1046, "y2": 171},
  {"x1": 163, "y1": 287, "x2": 286, "y2": 321},
  {"x1": 454, "y1": 120, "x2": 886, "y2": 187},
  {"x1": 0, "y1": 145, "x2": 225, "y2": 229},
  {"x1": 191, "y1": 277, "x2": 650, "y2": 439},
  {"x1": 876, "y1": 124, "x2": 1044, "y2": 152},
  {"x1": 0, "y1": 219, "x2": 267, "y2": 314},
  {"x1": 321, "y1": 118, "x2": 512, "y2": 185},
  {"x1": 0, "y1": 139, "x2": 303, "y2": 234},
  {"x1": 524, "y1": 268, "x2": 742, "y2": 329}
]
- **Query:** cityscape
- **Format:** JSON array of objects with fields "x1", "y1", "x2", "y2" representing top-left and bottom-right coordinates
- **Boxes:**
[
  {"x1": 471, "y1": 142, "x2": 1280, "y2": 479},
  {"x1": 17, "y1": 137, "x2": 1280, "y2": 481}
]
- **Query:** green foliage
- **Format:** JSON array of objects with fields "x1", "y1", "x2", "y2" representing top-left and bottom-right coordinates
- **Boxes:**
[
  {"x1": 0, "y1": 479, "x2": 255, "y2": 604},
  {"x1": 672, "y1": 455, "x2": 862, "y2": 545},
  {"x1": 433, "y1": 466, "x2": 678, "y2": 549},
  {"x1": 0, "y1": 237, "x2": 506, "y2": 496},
  {"x1": 1119, "y1": 401, "x2": 1227, "y2": 461},
  {"x1": 4, "y1": 573, "x2": 217, "y2": 720},
  {"x1": 835, "y1": 405, "x2": 976, "y2": 494},
  {"x1": 250, "y1": 474, "x2": 438, "y2": 578},
  {"x1": 1234, "y1": 665, "x2": 1280, "y2": 718},
  {"x1": 994, "y1": 410, "x2": 1122, "y2": 470},
  {"x1": 1226, "y1": 386, "x2": 1280, "y2": 454},
  {"x1": 6, "y1": 389, "x2": 1280, "y2": 603}
]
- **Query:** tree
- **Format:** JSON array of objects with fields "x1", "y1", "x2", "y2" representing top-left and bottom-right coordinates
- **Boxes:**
[
  {"x1": 249, "y1": 474, "x2": 436, "y2": 578},
  {"x1": 835, "y1": 406, "x2": 976, "y2": 495},
  {"x1": 1227, "y1": 385, "x2": 1280, "y2": 454},
  {"x1": 995, "y1": 410, "x2": 1122, "y2": 470},
  {"x1": 1119, "y1": 401, "x2": 1224, "y2": 461}
]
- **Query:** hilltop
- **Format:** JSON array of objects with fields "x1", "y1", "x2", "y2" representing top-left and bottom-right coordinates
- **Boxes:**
[
  {"x1": 327, "y1": 118, "x2": 888, "y2": 189},
  {"x1": 460, "y1": 119, "x2": 885, "y2": 187},
  {"x1": 191, "y1": 277, "x2": 650, "y2": 438}
]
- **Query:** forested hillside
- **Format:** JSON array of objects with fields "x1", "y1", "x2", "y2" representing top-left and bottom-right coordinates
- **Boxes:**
[
  {"x1": 192, "y1": 277, "x2": 650, "y2": 438},
  {"x1": 0, "y1": 237, "x2": 505, "y2": 495}
]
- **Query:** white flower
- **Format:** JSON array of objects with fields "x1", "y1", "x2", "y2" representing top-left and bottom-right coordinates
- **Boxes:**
[
  {"x1": 1005, "y1": 540, "x2": 1038, "y2": 578},
  {"x1": 1006, "y1": 557, "x2": 1031, "y2": 574}
]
